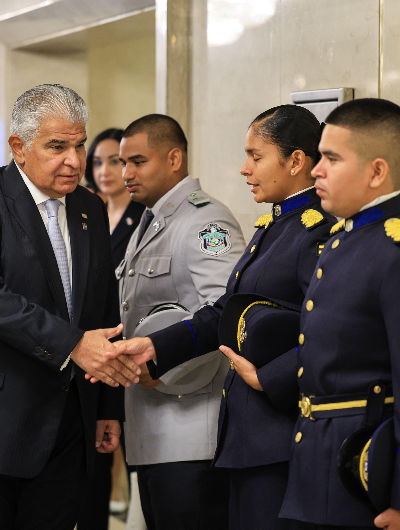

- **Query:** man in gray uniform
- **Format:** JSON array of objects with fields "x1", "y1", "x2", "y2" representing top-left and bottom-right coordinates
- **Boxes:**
[{"x1": 116, "y1": 114, "x2": 245, "y2": 530}]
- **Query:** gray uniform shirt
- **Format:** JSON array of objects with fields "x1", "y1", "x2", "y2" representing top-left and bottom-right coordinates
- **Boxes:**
[{"x1": 117, "y1": 177, "x2": 245, "y2": 465}]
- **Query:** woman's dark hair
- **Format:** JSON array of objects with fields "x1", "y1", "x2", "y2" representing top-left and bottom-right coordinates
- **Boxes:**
[
  {"x1": 85, "y1": 128, "x2": 124, "y2": 191},
  {"x1": 250, "y1": 105, "x2": 323, "y2": 166}
]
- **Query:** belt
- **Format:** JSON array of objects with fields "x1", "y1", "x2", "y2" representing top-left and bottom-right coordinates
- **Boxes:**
[{"x1": 299, "y1": 389, "x2": 394, "y2": 421}]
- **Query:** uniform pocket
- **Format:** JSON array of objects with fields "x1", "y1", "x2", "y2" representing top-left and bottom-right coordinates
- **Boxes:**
[{"x1": 134, "y1": 256, "x2": 179, "y2": 308}]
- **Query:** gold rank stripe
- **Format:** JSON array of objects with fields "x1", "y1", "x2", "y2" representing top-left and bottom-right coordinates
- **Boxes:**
[{"x1": 298, "y1": 396, "x2": 394, "y2": 412}]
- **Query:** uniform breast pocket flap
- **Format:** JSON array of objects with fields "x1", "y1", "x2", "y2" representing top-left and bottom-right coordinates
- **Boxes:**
[
  {"x1": 135, "y1": 255, "x2": 178, "y2": 307},
  {"x1": 136, "y1": 256, "x2": 172, "y2": 278}
]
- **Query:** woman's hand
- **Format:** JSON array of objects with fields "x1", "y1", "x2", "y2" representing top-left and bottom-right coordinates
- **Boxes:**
[{"x1": 219, "y1": 345, "x2": 263, "y2": 391}]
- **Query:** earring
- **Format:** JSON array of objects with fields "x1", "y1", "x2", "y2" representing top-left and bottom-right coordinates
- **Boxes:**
[{"x1": 291, "y1": 170, "x2": 295, "y2": 175}]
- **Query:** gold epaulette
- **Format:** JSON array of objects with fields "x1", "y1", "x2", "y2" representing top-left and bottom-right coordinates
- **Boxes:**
[
  {"x1": 255, "y1": 213, "x2": 273, "y2": 229},
  {"x1": 330, "y1": 219, "x2": 345, "y2": 235},
  {"x1": 301, "y1": 209, "x2": 324, "y2": 229},
  {"x1": 384, "y1": 218, "x2": 400, "y2": 242}
]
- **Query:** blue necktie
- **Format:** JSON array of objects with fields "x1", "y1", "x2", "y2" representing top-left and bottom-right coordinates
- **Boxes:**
[
  {"x1": 138, "y1": 210, "x2": 154, "y2": 244},
  {"x1": 44, "y1": 199, "x2": 72, "y2": 321}
]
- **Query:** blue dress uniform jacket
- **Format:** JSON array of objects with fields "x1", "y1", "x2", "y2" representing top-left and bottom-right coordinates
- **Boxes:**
[
  {"x1": 279, "y1": 195, "x2": 400, "y2": 526},
  {"x1": 149, "y1": 188, "x2": 337, "y2": 468}
]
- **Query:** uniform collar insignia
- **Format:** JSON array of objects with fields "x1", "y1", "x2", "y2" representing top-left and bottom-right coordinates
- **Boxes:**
[
  {"x1": 273, "y1": 194, "x2": 312, "y2": 220},
  {"x1": 301, "y1": 209, "x2": 324, "y2": 229},
  {"x1": 345, "y1": 207, "x2": 384, "y2": 232},
  {"x1": 385, "y1": 218, "x2": 400, "y2": 242}
]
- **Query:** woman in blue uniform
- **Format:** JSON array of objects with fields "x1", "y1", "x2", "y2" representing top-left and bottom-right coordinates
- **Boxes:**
[{"x1": 108, "y1": 105, "x2": 337, "y2": 530}]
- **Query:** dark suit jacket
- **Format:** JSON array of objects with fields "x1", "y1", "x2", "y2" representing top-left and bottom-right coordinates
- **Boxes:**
[
  {"x1": 0, "y1": 161, "x2": 124, "y2": 479},
  {"x1": 150, "y1": 189, "x2": 336, "y2": 468},
  {"x1": 110, "y1": 200, "x2": 144, "y2": 267}
]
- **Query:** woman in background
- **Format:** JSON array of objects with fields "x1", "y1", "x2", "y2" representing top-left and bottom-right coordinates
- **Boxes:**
[
  {"x1": 85, "y1": 128, "x2": 145, "y2": 266},
  {"x1": 78, "y1": 128, "x2": 145, "y2": 530}
]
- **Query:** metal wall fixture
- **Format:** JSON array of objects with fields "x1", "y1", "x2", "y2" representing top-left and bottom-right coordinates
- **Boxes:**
[{"x1": 290, "y1": 88, "x2": 354, "y2": 123}]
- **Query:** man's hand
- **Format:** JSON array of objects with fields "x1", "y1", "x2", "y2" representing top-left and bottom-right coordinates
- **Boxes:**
[
  {"x1": 375, "y1": 508, "x2": 400, "y2": 528},
  {"x1": 138, "y1": 362, "x2": 163, "y2": 389},
  {"x1": 95, "y1": 420, "x2": 121, "y2": 453},
  {"x1": 86, "y1": 337, "x2": 156, "y2": 384},
  {"x1": 219, "y1": 345, "x2": 263, "y2": 391},
  {"x1": 71, "y1": 324, "x2": 141, "y2": 387}
]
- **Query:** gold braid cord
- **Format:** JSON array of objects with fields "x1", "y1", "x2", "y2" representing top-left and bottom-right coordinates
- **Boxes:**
[{"x1": 237, "y1": 300, "x2": 287, "y2": 352}]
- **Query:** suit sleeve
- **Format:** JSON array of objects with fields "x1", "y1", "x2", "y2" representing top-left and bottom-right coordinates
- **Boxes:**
[{"x1": 256, "y1": 220, "x2": 335, "y2": 409}]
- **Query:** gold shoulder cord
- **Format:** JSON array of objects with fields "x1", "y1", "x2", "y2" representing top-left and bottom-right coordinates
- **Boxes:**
[{"x1": 236, "y1": 300, "x2": 287, "y2": 352}]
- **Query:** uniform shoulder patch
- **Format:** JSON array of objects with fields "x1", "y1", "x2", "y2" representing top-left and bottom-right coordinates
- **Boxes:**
[
  {"x1": 198, "y1": 222, "x2": 231, "y2": 256},
  {"x1": 188, "y1": 191, "x2": 210, "y2": 207},
  {"x1": 330, "y1": 218, "x2": 345, "y2": 234},
  {"x1": 384, "y1": 218, "x2": 400, "y2": 243},
  {"x1": 255, "y1": 213, "x2": 273, "y2": 229},
  {"x1": 301, "y1": 209, "x2": 324, "y2": 229}
]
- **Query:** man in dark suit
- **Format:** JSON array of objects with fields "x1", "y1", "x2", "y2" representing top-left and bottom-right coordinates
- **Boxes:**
[{"x1": 0, "y1": 84, "x2": 139, "y2": 530}]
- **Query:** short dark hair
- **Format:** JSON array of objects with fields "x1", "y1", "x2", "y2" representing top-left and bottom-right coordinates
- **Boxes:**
[
  {"x1": 326, "y1": 97, "x2": 400, "y2": 133},
  {"x1": 250, "y1": 105, "x2": 322, "y2": 166},
  {"x1": 85, "y1": 128, "x2": 123, "y2": 191},
  {"x1": 122, "y1": 114, "x2": 188, "y2": 153}
]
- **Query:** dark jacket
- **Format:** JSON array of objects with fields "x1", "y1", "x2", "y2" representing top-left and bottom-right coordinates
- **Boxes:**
[
  {"x1": 280, "y1": 196, "x2": 400, "y2": 526},
  {"x1": 110, "y1": 200, "x2": 144, "y2": 267},
  {"x1": 0, "y1": 161, "x2": 124, "y2": 479}
]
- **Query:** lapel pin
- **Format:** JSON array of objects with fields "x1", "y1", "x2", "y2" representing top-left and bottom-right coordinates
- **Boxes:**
[
  {"x1": 153, "y1": 221, "x2": 160, "y2": 232},
  {"x1": 81, "y1": 213, "x2": 88, "y2": 218},
  {"x1": 82, "y1": 223, "x2": 88, "y2": 230},
  {"x1": 125, "y1": 217, "x2": 134, "y2": 226}
]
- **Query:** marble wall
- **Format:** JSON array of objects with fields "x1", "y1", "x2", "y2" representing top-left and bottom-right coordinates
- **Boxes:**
[{"x1": 188, "y1": 0, "x2": 382, "y2": 242}]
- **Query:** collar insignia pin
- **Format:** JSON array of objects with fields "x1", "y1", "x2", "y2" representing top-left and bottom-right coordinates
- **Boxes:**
[
  {"x1": 81, "y1": 213, "x2": 88, "y2": 219},
  {"x1": 82, "y1": 223, "x2": 88, "y2": 230},
  {"x1": 153, "y1": 221, "x2": 160, "y2": 232}
]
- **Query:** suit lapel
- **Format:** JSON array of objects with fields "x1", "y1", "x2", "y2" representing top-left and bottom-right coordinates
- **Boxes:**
[
  {"x1": 66, "y1": 192, "x2": 90, "y2": 325},
  {"x1": 3, "y1": 162, "x2": 70, "y2": 320}
]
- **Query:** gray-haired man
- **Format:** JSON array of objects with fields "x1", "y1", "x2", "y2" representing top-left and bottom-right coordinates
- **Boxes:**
[{"x1": 0, "y1": 84, "x2": 137, "y2": 529}]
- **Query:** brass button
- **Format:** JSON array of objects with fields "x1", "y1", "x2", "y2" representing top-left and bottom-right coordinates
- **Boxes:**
[
  {"x1": 148, "y1": 269, "x2": 154, "y2": 274},
  {"x1": 332, "y1": 239, "x2": 340, "y2": 249},
  {"x1": 299, "y1": 333, "x2": 305, "y2": 345},
  {"x1": 295, "y1": 432, "x2": 303, "y2": 443},
  {"x1": 122, "y1": 301, "x2": 129, "y2": 311},
  {"x1": 298, "y1": 367, "x2": 304, "y2": 378},
  {"x1": 250, "y1": 245, "x2": 256, "y2": 253},
  {"x1": 306, "y1": 300, "x2": 314, "y2": 312},
  {"x1": 274, "y1": 204, "x2": 282, "y2": 217},
  {"x1": 122, "y1": 336, "x2": 127, "y2": 340},
  {"x1": 229, "y1": 360, "x2": 235, "y2": 371},
  {"x1": 316, "y1": 268, "x2": 323, "y2": 279},
  {"x1": 374, "y1": 385, "x2": 381, "y2": 394},
  {"x1": 128, "y1": 269, "x2": 135, "y2": 277},
  {"x1": 178, "y1": 395, "x2": 182, "y2": 399},
  {"x1": 235, "y1": 271, "x2": 240, "y2": 279},
  {"x1": 222, "y1": 389, "x2": 226, "y2": 398}
]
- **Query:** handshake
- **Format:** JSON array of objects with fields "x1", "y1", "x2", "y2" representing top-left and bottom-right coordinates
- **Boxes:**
[{"x1": 70, "y1": 324, "x2": 159, "y2": 388}]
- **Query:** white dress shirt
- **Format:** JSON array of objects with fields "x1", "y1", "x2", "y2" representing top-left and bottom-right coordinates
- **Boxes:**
[{"x1": 16, "y1": 164, "x2": 73, "y2": 288}]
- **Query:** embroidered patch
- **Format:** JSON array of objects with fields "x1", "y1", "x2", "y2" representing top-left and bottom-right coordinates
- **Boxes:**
[
  {"x1": 317, "y1": 243, "x2": 325, "y2": 256},
  {"x1": 385, "y1": 218, "x2": 400, "y2": 242},
  {"x1": 330, "y1": 219, "x2": 345, "y2": 234},
  {"x1": 198, "y1": 222, "x2": 231, "y2": 256},
  {"x1": 255, "y1": 213, "x2": 273, "y2": 229},
  {"x1": 301, "y1": 209, "x2": 324, "y2": 229}
]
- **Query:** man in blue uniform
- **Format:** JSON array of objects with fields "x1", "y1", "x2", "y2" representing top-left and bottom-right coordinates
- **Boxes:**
[{"x1": 275, "y1": 98, "x2": 400, "y2": 529}]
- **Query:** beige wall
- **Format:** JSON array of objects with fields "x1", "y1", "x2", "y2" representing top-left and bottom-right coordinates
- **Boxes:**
[
  {"x1": 3, "y1": 9, "x2": 155, "y2": 161},
  {"x1": 189, "y1": 0, "x2": 383, "y2": 242},
  {"x1": 87, "y1": 10, "x2": 156, "y2": 142}
]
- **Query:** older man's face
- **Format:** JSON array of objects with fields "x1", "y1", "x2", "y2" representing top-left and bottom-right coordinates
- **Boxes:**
[{"x1": 15, "y1": 118, "x2": 87, "y2": 198}]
